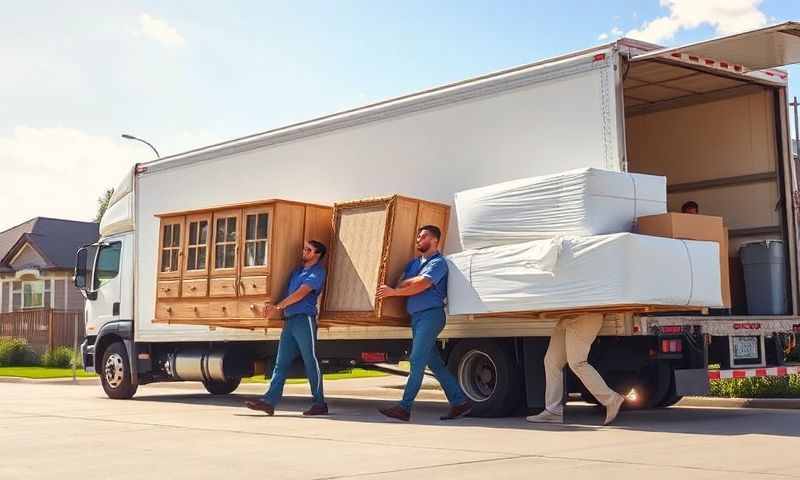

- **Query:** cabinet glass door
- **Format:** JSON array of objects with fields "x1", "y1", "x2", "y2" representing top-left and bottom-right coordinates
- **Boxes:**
[
  {"x1": 183, "y1": 213, "x2": 211, "y2": 277},
  {"x1": 158, "y1": 217, "x2": 184, "y2": 279},
  {"x1": 241, "y1": 205, "x2": 273, "y2": 276},
  {"x1": 211, "y1": 209, "x2": 241, "y2": 277}
]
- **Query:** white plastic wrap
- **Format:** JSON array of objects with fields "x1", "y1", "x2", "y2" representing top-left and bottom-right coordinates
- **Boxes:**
[
  {"x1": 446, "y1": 233, "x2": 722, "y2": 315},
  {"x1": 454, "y1": 168, "x2": 667, "y2": 249}
]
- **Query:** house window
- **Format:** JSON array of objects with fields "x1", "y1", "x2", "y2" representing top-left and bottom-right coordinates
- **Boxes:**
[{"x1": 22, "y1": 281, "x2": 44, "y2": 309}]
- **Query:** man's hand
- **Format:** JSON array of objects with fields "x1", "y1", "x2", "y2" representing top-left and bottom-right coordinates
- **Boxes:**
[
  {"x1": 264, "y1": 303, "x2": 282, "y2": 320},
  {"x1": 376, "y1": 285, "x2": 396, "y2": 300}
]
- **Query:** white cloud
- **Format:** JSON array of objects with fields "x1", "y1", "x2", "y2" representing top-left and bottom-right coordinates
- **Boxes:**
[
  {"x1": 626, "y1": 0, "x2": 767, "y2": 44},
  {"x1": 0, "y1": 127, "x2": 139, "y2": 229},
  {"x1": 598, "y1": 26, "x2": 623, "y2": 42},
  {"x1": 139, "y1": 13, "x2": 186, "y2": 48}
]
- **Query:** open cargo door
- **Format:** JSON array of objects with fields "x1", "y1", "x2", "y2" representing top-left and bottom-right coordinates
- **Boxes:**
[{"x1": 632, "y1": 21, "x2": 800, "y2": 71}]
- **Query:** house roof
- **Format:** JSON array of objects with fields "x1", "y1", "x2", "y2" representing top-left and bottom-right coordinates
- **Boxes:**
[{"x1": 0, "y1": 217, "x2": 99, "y2": 272}]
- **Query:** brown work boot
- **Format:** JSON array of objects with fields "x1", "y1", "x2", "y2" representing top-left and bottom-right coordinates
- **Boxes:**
[
  {"x1": 378, "y1": 405, "x2": 411, "y2": 422},
  {"x1": 303, "y1": 403, "x2": 329, "y2": 416},
  {"x1": 440, "y1": 400, "x2": 474, "y2": 420},
  {"x1": 244, "y1": 399, "x2": 275, "y2": 416}
]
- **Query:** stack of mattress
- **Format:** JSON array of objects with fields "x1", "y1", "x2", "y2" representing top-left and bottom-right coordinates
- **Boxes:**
[
  {"x1": 446, "y1": 168, "x2": 724, "y2": 315},
  {"x1": 455, "y1": 167, "x2": 667, "y2": 249},
  {"x1": 447, "y1": 233, "x2": 722, "y2": 315}
]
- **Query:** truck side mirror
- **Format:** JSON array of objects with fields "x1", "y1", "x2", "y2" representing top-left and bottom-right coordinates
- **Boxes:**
[{"x1": 74, "y1": 246, "x2": 98, "y2": 300}]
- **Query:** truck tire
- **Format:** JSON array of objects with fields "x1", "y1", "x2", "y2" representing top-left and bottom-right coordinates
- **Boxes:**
[
  {"x1": 100, "y1": 341, "x2": 138, "y2": 400},
  {"x1": 447, "y1": 340, "x2": 522, "y2": 418},
  {"x1": 203, "y1": 377, "x2": 242, "y2": 395},
  {"x1": 616, "y1": 360, "x2": 672, "y2": 410}
]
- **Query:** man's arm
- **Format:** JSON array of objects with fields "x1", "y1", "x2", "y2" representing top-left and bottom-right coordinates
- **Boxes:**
[
  {"x1": 265, "y1": 285, "x2": 313, "y2": 317},
  {"x1": 377, "y1": 275, "x2": 432, "y2": 299}
]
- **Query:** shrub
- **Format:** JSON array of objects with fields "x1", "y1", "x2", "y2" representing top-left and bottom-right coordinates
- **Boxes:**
[
  {"x1": 709, "y1": 375, "x2": 800, "y2": 398},
  {"x1": 42, "y1": 346, "x2": 78, "y2": 368},
  {"x1": 0, "y1": 338, "x2": 40, "y2": 366}
]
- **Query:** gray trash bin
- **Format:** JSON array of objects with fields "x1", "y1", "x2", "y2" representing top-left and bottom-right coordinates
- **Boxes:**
[{"x1": 740, "y1": 240, "x2": 788, "y2": 315}]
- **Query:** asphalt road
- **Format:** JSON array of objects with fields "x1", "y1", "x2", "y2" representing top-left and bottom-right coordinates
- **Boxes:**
[{"x1": 1, "y1": 379, "x2": 799, "y2": 480}]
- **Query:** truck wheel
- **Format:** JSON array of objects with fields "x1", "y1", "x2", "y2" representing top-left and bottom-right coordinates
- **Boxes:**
[
  {"x1": 448, "y1": 340, "x2": 522, "y2": 418},
  {"x1": 100, "y1": 341, "x2": 138, "y2": 400},
  {"x1": 616, "y1": 361, "x2": 672, "y2": 410},
  {"x1": 203, "y1": 377, "x2": 242, "y2": 395}
]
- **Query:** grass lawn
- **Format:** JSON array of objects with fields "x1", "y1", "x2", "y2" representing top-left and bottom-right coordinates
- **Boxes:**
[
  {"x1": 241, "y1": 368, "x2": 387, "y2": 384},
  {"x1": 0, "y1": 367, "x2": 96, "y2": 379}
]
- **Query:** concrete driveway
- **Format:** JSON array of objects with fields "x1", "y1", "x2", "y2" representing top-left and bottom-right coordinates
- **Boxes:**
[{"x1": 1, "y1": 378, "x2": 799, "y2": 479}]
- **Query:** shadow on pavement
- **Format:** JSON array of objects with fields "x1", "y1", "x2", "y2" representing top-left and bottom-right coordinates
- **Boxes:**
[{"x1": 130, "y1": 391, "x2": 800, "y2": 437}]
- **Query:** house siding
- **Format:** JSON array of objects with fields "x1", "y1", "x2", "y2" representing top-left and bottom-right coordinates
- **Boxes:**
[
  {"x1": 0, "y1": 282, "x2": 8, "y2": 313},
  {"x1": 54, "y1": 278, "x2": 66, "y2": 310},
  {"x1": 67, "y1": 282, "x2": 85, "y2": 312},
  {"x1": 10, "y1": 244, "x2": 47, "y2": 270}
]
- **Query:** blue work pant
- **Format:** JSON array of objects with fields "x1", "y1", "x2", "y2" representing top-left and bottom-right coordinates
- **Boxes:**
[
  {"x1": 263, "y1": 314, "x2": 324, "y2": 406},
  {"x1": 400, "y1": 308, "x2": 467, "y2": 411}
]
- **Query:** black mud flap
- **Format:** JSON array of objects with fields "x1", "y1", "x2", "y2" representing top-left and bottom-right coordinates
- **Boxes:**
[{"x1": 674, "y1": 368, "x2": 710, "y2": 396}]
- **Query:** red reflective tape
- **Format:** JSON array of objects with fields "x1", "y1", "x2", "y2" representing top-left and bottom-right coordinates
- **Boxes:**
[
  {"x1": 705, "y1": 59, "x2": 715, "y2": 65},
  {"x1": 720, "y1": 62, "x2": 729, "y2": 68},
  {"x1": 777, "y1": 367, "x2": 788, "y2": 376},
  {"x1": 734, "y1": 65, "x2": 743, "y2": 72},
  {"x1": 708, "y1": 371, "x2": 721, "y2": 380},
  {"x1": 689, "y1": 56, "x2": 700, "y2": 62},
  {"x1": 593, "y1": 53, "x2": 606, "y2": 62},
  {"x1": 765, "y1": 71, "x2": 775, "y2": 77},
  {"x1": 755, "y1": 368, "x2": 767, "y2": 377},
  {"x1": 732, "y1": 370, "x2": 747, "y2": 378},
  {"x1": 671, "y1": 53, "x2": 682, "y2": 58}
]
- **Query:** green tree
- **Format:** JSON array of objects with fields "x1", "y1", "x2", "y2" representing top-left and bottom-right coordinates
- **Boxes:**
[{"x1": 94, "y1": 188, "x2": 114, "y2": 223}]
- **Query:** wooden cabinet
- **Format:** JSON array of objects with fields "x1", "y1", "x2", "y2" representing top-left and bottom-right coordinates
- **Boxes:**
[
  {"x1": 152, "y1": 199, "x2": 333, "y2": 328},
  {"x1": 323, "y1": 195, "x2": 450, "y2": 326}
]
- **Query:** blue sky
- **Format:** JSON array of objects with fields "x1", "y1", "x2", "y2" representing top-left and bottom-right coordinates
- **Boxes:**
[{"x1": 0, "y1": 0, "x2": 798, "y2": 230}]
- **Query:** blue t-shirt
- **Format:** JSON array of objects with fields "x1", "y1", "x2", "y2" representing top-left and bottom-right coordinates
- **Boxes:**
[
  {"x1": 283, "y1": 263, "x2": 326, "y2": 318},
  {"x1": 403, "y1": 252, "x2": 448, "y2": 315}
]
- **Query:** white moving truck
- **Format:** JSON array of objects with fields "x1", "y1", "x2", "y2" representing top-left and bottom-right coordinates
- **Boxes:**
[{"x1": 76, "y1": 24, "x2": 800, "y2": 416}]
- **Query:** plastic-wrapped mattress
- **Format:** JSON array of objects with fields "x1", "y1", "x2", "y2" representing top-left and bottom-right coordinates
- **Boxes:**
[
  {"x1": 454, "y1": 168, "x2": 667, "y2": 249},
  {"x1": 446, "y1": 233, "x2": 722, "y2": 315}
]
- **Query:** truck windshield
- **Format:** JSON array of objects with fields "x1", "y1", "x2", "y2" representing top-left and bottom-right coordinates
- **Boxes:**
[{"x1": 94, "y1": 242, "x2": 122, "y2": 290}]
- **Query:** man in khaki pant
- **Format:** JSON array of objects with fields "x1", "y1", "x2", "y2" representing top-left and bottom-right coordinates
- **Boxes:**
[{"x1": 526, "y1": 316, "x2": 625, "y2": 425}]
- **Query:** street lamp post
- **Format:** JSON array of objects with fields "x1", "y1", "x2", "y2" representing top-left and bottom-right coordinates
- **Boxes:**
[{"x1": 121, "y1": 133, "x2": 160, "y2": 158}]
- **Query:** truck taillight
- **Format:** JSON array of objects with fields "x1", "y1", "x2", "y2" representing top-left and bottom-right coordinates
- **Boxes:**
[
  {"x1": 361, "y1": 352, "x2": 387, "y2": 363},
  {"x1": 661, "y1": 339, "x2": 682, "y2": 353}
]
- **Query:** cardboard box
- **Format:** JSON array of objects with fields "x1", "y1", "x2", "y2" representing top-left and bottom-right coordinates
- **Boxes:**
[{"x1": 637, "y1": 213, "x2": 731, "y2": 308}]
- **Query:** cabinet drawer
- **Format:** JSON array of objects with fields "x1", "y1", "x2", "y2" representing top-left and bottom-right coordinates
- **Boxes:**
[
  {"x1": 182, "y1": 279, "x2": 208, "y2": 298},
  {"x1": 209, "y1": 277, "x2": 237, "y2": 297},
  {"x1": 157, "y1": 301, "x2": 208, "y2": 320},
  {"x1": 207, "y1": 300, "x2": 238, "y2": 318},
  {"x1": 157, "y1": 281, "x2": 180, "y2": 299},
  {"x1": 238, "y1": 299, "x2": 272, "y2": 319},
  {"x1": 239, "y1": 276, "x2": 269, "y2": 297}
]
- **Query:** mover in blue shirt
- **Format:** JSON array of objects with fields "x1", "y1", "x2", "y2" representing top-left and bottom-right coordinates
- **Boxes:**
[
  {"x1": 376, "y1": 225, "x2": 473, "y2": 421},
  {"x1": 245, "y1": 240, "x2": 328, "y2": 416}
]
